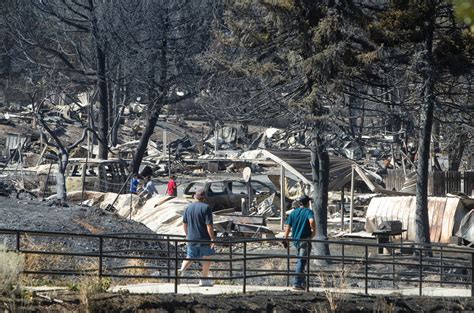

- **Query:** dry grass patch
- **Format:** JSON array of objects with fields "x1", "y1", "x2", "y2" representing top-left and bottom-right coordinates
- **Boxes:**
[
  {"x1": 260, "y1": 256, "x2": 288, "y2": 285},
  {"x1": 0, "y1": 245, "x2": 24, "y2": 295},
  {"x1": 22, "y1": 235, "x2": 75, "y2": 272},
  {"x1": 373, "y1": 296, "x2": 395, "y2": 313},
  {"x1": 0, "y1": 245, "x2": 24, "y2": 312},
  {"x1": 20, "y1": 235, "x2": 100, "y2": 287},
  {"x1": 317, "y1": 269, "x2": 348, "y2": 313}
]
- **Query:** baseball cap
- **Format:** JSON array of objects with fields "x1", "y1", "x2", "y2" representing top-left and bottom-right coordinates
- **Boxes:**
[
  {"x1": 194, "y1": 188, "x2": 206, "y2": 200},
  {"x1": 296, "y1": 195, "x2": 311, "y2": 205}
]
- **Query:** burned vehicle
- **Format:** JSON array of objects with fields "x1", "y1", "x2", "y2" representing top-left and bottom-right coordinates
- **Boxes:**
[
  {"x1": 65, "y1": 158, "x2": 128, "y2": 193},
  {"x1": 183, "y1": 179, "x2": 276, "y2": 211}
]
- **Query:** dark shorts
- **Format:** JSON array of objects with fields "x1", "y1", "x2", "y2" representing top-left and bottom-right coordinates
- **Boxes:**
[{"x1": 186, "y1": 245, "x2": 215, "y2": 258}]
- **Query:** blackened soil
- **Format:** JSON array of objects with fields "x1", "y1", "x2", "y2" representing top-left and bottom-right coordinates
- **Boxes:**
[{"x1": 10, "y1": 291, "x2": 474, "y2": 312}]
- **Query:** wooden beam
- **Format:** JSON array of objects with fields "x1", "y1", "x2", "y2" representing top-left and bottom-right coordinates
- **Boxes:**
[{"x1": 280, "y1": 165, "x2": 286, "y2": 230}]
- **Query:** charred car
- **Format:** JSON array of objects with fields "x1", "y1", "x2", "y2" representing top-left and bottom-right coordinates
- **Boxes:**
[{"x1": 183, "y1": 179, "x2": 276, "y2": 211}]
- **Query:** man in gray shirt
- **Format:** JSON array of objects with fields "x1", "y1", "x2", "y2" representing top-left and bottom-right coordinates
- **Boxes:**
[
  {"x1": 179, "y1": 188, "x2": 216, "y2": 286},
  {"x1": 138, "y1": 175, "x2": 158, "y2": 199}
]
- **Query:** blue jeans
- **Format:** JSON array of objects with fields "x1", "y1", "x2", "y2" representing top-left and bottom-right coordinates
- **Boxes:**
[
  {"x1": 186, "y1": 244, "x2": 215, "y2": 258},
  {"x1": 294, "y1": 241, "x2": 311, "y2": 287}
]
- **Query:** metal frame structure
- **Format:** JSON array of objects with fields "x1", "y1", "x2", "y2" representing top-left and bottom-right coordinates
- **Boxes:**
[{"x1": 0, "y1": 228, "x2": 473, "y2": 296}]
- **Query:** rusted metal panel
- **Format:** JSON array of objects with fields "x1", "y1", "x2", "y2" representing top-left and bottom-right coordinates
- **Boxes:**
[
  {"x1": 366, "y1": 196, "x2": 467, "y2": 243},
  {"x1": 441, "y1": 197, "x2": 463, "y2": 243},
  {"x1": 429, "y1": 198, "x2": 444, "y2": 242},
  {"x1": 428, "y1": 198, "x2": 437, "y2": 242},
  {"x1": 400, "y1": 196, "x2": 413, "y2": 241},
  {"x1": 430, "y1": 197, "x2": 445, "y2": 243}
]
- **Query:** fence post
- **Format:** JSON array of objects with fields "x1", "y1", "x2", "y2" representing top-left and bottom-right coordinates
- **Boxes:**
[
  {"x1": 15, "y1": 230, "x2": 20, "y2": 252},
  {"x1": 392, "y1": 248, "x2": 395, "y2": 289},
  {"x1": 286, "y1": 240, "x2": 290, "y2": 287},
  {"x1": 365, "y1": 245, "x2": 368, "y2": 294},
  {"x1": 419, "y1": 247, "x2": 423, "y2": 296},
  {"x1": 340, "y1": 201, "x2": 344, "y2": 231},
  {"x1": 306, "y1": 238, "x2": 310, "y2": 292},
  {"x1": 167, "y1": 236, "x2": 171, "y2": 283},
  {"x1": 98, "y1": 236, "x2": 103, "y2": 278},
  {"x1": 341, "y1": 244, "x2": 345, "y2": 273},
  {"x1": 174, "y1": 240, "x2": 178, "y2": 294},
  {"x1": 440, "y1": 246, "x2": 443, "y2": 287},
  {"x1": 471, "y1": 253, "x2": 474, "y2": 297},
  {"x1": 229, "y1": 242, "x2": 233, "y2": 282},
  {"x1": 243, "y1": 241, "x2": 247, "y2": 294}
]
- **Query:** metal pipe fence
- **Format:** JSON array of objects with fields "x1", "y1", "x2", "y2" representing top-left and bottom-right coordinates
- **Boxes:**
[{"x1": 0, "y1": 228, "x2": 473, "y2": 296}]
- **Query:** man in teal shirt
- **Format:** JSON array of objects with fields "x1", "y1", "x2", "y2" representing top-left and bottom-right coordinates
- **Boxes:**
[{"x1": 283, "y1": 195, "x2": 316, "y2": 290}]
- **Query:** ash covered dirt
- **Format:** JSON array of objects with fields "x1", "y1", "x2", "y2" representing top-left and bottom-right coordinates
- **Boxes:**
[
  {"x1": 0, "y1": 197, "x2": 153, "y2": 234},
  {"x1": 0, "y1": 196, "x2": 167, "y2": 278},
  {"x1": 6, "y1": 290, "x2": 474, "y2": 312}
]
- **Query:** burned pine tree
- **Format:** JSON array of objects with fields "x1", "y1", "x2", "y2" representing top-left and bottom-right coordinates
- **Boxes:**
[
  {"x1": 124, "y1": 0, "x2": 215, "y2": 174},
  {"x1": 366, "y1": 0, "x2": 473, "y2": 246},
  {"x1": 202, "y1": 0, "x2": 377, "y2": 257}
]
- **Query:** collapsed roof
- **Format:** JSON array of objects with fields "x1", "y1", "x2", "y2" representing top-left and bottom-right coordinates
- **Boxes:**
[
  {"x1": 262, "y1": 149, "x2": 354, "y2": 190},
  {"x1": 262, "y1": 149, "x2": 409, "y2": 195}
]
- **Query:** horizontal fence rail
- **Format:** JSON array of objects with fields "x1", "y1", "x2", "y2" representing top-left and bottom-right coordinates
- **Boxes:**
[{"x1": 0, "y1": 228, "x2": 473, "y2": 296}]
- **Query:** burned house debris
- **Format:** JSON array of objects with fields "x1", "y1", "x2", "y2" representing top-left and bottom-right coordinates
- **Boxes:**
[
  {"x1": 1, "y1": 104, "x2": 473, "y2": 246},
  {"x1": 1, "y1": 1, "x2": 474, "y2": 308}
]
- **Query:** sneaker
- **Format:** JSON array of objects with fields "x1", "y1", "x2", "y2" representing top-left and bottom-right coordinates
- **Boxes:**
[
  {"x1": 199, "y1": 279, "x2": 214, "y2": 287},
  {"x1": 176, "y1": 269, "x2": 185, "y2": 285},
  {"x1": 292, "y1": 285, "x2": 305, "y2": 291}
]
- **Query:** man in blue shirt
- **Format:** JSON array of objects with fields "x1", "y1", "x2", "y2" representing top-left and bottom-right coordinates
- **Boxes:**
[
  {"x1": 130, "y1": 174, "x2": 140, "y2": 194},
  {"x1": 283, "y1": 195, "x2": 315, "y2": 290},
  {"x1": 179, "y1": 188, "x2": 216, "y2": 286}
]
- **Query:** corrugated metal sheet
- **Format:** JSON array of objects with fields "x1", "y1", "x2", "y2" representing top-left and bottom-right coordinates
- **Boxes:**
[
  {"x1": 366, "y1": 196, "x2": 469, "y2": 243},
  {"x1": 262, "y1": 150, "x2": 355, "y2": 191},
  {"x1": 456, "y1": 210, "x2": 474, "y2": 242}
]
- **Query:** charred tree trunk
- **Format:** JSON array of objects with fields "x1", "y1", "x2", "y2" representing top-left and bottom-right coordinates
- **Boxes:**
[
  {"x1": 311, "y1": 130, "x2": 331, "y2": 259},
  {"x1": 358, "y1": 99, "x2": 365, "y2": 141},
  {"x1": 107, "y1": 76, "x2": 114, "y2": 145},
  {"x1": 448, "y1": 132, "x2": 468, "y2": 171},
  {"x1": 109, "y1": 66, "x2": 124, "y2": 147},
  {"x1": 55, "y1": 152, "x2": 68, "y2": 203},
  {"x1": 415, "y1": 8, "x2": 435, "y2": 247},
  {"x1": 415, "y1": 86, "x2": 434, "y2": 246},
  {"x1": 347, "y1": 89, "x2": 357, "y2": 138},
  {"x1": 131, "y1": 20, "x2": 169, "y2": 174},
  {"x1": 96, "y1": 46, "x2": 109, "y2": 159},
  {"x1": 89, "y1": 0, "x2": 109, "y2": 160},
  {"x1": 111, "y1": 89, "x2": 127, "y2": 147},
  {"x1": 131, "y1": 103, "x2": 162, "y2": 174}
]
